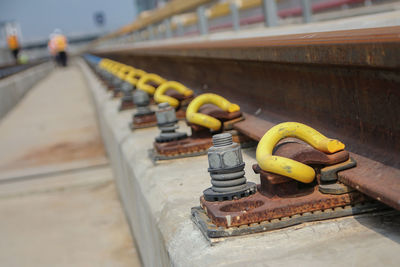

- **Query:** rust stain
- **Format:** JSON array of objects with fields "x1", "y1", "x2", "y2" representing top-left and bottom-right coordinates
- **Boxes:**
[
  {"x1": 2, "y1": 139, "x2": 106, "y2": 171},
  {"x1": 201, "y1": 142, "x2": 368, "y2": 228}
]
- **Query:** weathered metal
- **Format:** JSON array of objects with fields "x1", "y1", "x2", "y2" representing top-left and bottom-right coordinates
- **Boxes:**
[
  {"x1": 131, "y1": 90, "x2": 155, "y2": 128},
  {"x1": 104, "y1": 55, "x2": 399, "y2": 169},
  {"x1": 98, "y1": 27, "x2": 400, "y2": 169},
  {"x1": 130, "y1": 90, "x2": 192, "y2": 128},
  {"x1": 131, "y1": 113, "x2": 157, "y2": 129},
  {"x1": 320, "y1": 157, "x2": 357, "y2": 183},
  {"x1": 131, "y1": 107, "x2": 186, "y2": 129},
  {"x1": 119, "y1": 96, "x2": 135, "y2": 111},
  {"x1": 97, "y1": 26, "x2": 400, "y2": 67},
  {"x1": 192, "y1": 201, "x2": 385, "y2": 239},
  {"x1": 155, "y1": 102, "x2": 187, "y2": 142},
  {"x1": 113, "y1": 90, "x2": 123, "y2": 98},
  {"x1": 152, "y1": 106, "x2": 251, "y2": 159},
  {"x1": 200, "y1": 142, "x2": 369, "y2": 229},
  {"x1": 93, "y1": 27, "x2": 400, "y2": 210},
  {"x1": 200, "y1": 189, "x2": 371, "y2": 228},
  {"x1": 319, "y1": 183, "x2": 355, "y2": 195},
  {"x1": 338, "y1": 154, "x2": 400, "y2": 211},
  {"x1": 153, "y1": 132, "x2": 213, "y2": 157},
  {"x1": 234, "y1": 114, "x2": 400, "y2": 211},
  {"x1": 203, "y1": 133, "x2": 257, "y2": 202}
]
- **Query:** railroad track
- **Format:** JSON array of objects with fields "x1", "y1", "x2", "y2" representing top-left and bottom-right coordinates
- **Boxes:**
[
  {"x1": 91, "y1": 26, "x2": 400, "y2": 211},
  {"x1": 0, "y1": 60, "x2": 46, "y2": 80}
]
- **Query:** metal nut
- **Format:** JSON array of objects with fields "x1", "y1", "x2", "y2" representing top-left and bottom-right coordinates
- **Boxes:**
[
  {"x1": 204, "y1": 132, "x2": 256, "y2": 201},
  {"x1": 156, "y1": 102, "x2": 177, "y2": 125},
  {"x1": 208, "y1": 133, "x2": 243, "y2": 171},
  {"x1": 133, "y1": 90, "x2": 150, "y2": 106}
]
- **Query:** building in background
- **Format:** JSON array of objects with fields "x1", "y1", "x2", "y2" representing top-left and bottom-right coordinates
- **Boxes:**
[
  {"x1": 0, "y1": 0, "x2": 136, "y2": 45},
  {"x1": 135, "y1": 0, "x2": 170, "y2": 13},
  {"x1": 0, "y1": 0, "x2": 137, "y2": 64}
]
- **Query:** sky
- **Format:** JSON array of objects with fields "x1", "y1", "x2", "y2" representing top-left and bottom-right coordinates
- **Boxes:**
[{"x1": 0, "y1": 0, "x2": 137, "y2": 43}]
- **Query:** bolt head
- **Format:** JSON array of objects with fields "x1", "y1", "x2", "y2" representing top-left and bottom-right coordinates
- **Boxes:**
[
  {"x1": 208, "y1": 153, "x2": 221, "y2": 169},
  {"x1": 133, "y1": 90, "x2": 150, "y2": 106},
  {"x1": 207, "y1": 142, "x2": 243, "y2": 170},
  {"x1": 222, "y1": 150, "x2": 240, "y2": 167},
  {"x1": 121, "y1": 82, "x2": 133, "y2": 93},
  {"x1": 156, "y1": 104, "x2": 177, "y2": 125}
]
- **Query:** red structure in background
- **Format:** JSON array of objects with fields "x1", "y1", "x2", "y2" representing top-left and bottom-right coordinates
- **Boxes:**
[{"x1": 185, "y1": 0, "x2": 368, "y2": 36}]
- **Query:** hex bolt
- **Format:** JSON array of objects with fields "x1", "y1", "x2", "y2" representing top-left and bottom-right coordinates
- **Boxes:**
[
  {"x1": 121, "y1": 82, "x2": 134, "y2": 94},
  {"x1": 133, "y1": 90, "x2": 153, "y2": 116},
  {"x1": 203, "y1": 133, "x2": 256, "y2": 201},
  {"x1": 112, "y1": 76, "x2": 122, "y2": 87},
  {"x1": 120, "y1": 82, "x2": 134, "y2": 103},
  {"x1": 103, "y1": 71, "x2": 113, "y2": 82},
  {"x1": 95, "y1": 65, "x2": 103, "y2": 75},
  {"x1": 155, "y1": 102, "x2": 187, "y2": 142}
]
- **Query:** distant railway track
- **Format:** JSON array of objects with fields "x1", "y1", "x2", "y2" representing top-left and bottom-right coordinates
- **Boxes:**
[
  {"x1": 91, "y1": 26, "x2": 400, "y2": 210},
  {"x1": 0, "y1": 60, "x2": 47, "y2": 80}
]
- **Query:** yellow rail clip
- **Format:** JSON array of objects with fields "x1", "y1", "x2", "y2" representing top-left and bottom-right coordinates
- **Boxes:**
[
  {"x1": 186, "y1": 93, "x2": 240, "y2": 131},
  {"x1": 125, "y1": 69, "x2": 147, "y2": 86},
  {"x1": 154, "y1": 81, "x2": 194, "y2": 108},
  {"x1": 136, "y1": 73, "x2": 166, "y2": 95},
  {"x1": 117, "y1": 66, "x2": 135, "y2": 80},
  {"x1": 256, "y1": 122, "x2": 345, "y2": 183}
]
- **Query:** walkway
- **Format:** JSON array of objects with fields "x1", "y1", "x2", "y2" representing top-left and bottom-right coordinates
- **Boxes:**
[{"x1": 0, "y1": 63, "x2": 141, "y2": 266}]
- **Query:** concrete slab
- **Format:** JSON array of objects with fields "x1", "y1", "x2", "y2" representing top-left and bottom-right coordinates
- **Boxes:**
[
  {"x1": 0, "y1": 166, "x2": 141, "y2": 267},
  {"x1": 0, "y1": 60, "x2": 142, "y2": 267},
  {"x1": 0, "y1": 62, "x2": 52, "y2": 121},
  {"x1": 0, "y1": 63, "x2": 107, "y2": 181},
  {"x1": 80, "y1": 59, "x2": 400, "y2": 267}
]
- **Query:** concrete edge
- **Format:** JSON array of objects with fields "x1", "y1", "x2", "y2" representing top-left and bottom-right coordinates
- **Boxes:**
[{"x1": 0, "y1": 61, "x2": 54, "y2": 121}]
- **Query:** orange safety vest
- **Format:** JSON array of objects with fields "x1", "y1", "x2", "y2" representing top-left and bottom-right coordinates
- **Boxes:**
[
  {"x1": 51, "y1": 35, "x2": 67, "y2": 52},
  {"x1": 7, "y1": 35, "x2": 19, "y2": 50}
]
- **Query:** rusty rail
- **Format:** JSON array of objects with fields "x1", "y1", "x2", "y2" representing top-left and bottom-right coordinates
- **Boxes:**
[
  {"x1": 93, "y1": 0, "x2": 378, "y2": 45},
  {"x1": 92, "y1": 26, "x2": 400, "y2": 210}
]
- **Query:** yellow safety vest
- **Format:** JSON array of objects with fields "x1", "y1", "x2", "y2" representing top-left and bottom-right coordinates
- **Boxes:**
[
  {"x1": 7, "y1": 35, "x2": 19, "y2": 50},
  {"x1": 52, "y1": 35, "x2": 67, "y2": 52}
]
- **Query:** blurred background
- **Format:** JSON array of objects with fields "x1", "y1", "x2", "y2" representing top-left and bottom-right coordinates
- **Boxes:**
[
  {"x1": 0, "y1": 1, "x2": 399, "y2": 266},
  {"x1": 1, "y1": 0, "x2": 399, "y2": 65}
]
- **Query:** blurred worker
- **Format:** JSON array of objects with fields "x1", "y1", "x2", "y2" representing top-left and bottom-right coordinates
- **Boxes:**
[
  {"x1": 47, "y1": 34, "x2": 57, "y2": 63},
  {"x1": 48, "y1": 29, "x2": 68, "y2": 67},
  {"x1": 6, "y1": 30, "x2": 20, "y2": 62}
]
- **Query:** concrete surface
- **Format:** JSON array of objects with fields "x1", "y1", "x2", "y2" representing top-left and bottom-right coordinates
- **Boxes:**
[
  {"x1": 0, "y1": 48, "x2": 15, "y2": 66},
  {"x1": 0, "y1": 166, "x2": 140, "y2": 267},
  {"x1": 0, "y1": 64, "x2": 107, "y2": 181},
  {"x1": 80, "y1": 59, "x2": 400, "y2": 267},
  {"x1": 0, "y1": 61, "x2": 53, "y2": 122},
  {"x1": 0, "y1": 63, "x2": 142, "y2": 267}
]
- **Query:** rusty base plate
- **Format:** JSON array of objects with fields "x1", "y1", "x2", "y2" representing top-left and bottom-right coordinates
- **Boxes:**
[
  {"x1": 129, "y1": 121, "x2": 156, "y2": 130},
  {"x1": 130, "y1": 109, "x2": 187, "y2": 130},
  {"x1": 105, "y1": 84, "x2": 114, "y2": 91},
  {"x1": 131, "y1": 113, "x2": 157, "y2": 130},
  {"x1": 113, "y1": 90, "x2": 123, "y2": 98},
  {"x1": 151, "y1": 130, "x2": 255, "y2": 161},
  {"x1": 148, "y1": 148, "x2": 208, "y2": 162},
  {"x1": 119, "y1": 101, "x2": 135, "y2": 111},
  {"x1": 200, "y1": 186, "x2": 372, "y2": 228},
  {"x1": 151, "y1": 136, "x2": 213, "y2": 161},
  {"x1": 191, "y1": 201, "x2": 387, "y2": 239}
]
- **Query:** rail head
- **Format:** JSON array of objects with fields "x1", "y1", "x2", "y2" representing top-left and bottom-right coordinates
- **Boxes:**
[{"x1": 94, "y1": 26, "x2": 400, "y2": 69}]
